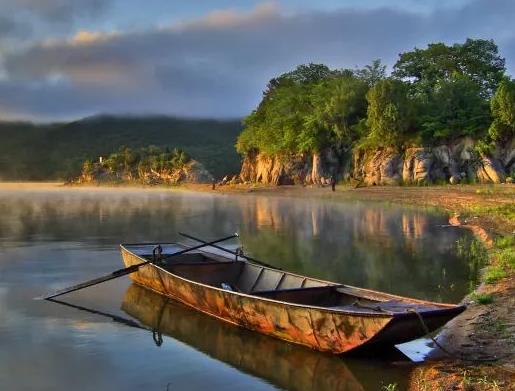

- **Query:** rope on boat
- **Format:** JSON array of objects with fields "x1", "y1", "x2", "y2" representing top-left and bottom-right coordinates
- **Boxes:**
[
  {"x1": 407, "y1": 308, "x2": 515, "y2": 372},
  {"x1": 407, "y1": 308, "x2": 466, "y2": 360},
  {"x1": 152, "y1": 330, "x2": 163, "y2": 346},
  {"x1": 152, "y1": 245, "x2": 163, "y2": 264}
]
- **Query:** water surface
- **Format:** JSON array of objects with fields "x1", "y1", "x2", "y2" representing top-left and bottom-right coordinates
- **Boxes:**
[{"x1": 0, "y1": 187, "x2": 476, "y2": 390}]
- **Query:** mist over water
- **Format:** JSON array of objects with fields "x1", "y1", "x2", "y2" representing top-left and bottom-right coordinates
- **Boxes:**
[{"x1": 0, "y1": 187, "x2": 476, "y2": 390}]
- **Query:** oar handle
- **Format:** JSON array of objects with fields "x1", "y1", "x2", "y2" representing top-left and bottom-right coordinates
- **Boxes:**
[
  {"x1": 178, "y1": 232, "x2": 280, "y2": 270},
  {"x1": 40, "y1": 233, "x2": 239, "y2": 300}
]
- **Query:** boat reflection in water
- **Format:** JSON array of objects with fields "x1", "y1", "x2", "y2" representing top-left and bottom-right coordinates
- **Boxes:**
[{"x1": 121, "y1": 284, "x2": 409, "y2": 391}]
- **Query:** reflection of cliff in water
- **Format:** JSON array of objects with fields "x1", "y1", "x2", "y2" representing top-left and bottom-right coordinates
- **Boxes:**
[
  {"x1": 239, "y1": 198, "x2": 473, "y2": 303},
  {"x1": 0, "y1": 189, "x2": 474, "y2": 302},
  {"x1": 121, "y1": 284, "x2": 408, "y2": 391}
]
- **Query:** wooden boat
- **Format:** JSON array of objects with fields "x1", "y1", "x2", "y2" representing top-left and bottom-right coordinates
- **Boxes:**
[{"x1": 120, "y1": 243, "x2": 465, "y2": 354}]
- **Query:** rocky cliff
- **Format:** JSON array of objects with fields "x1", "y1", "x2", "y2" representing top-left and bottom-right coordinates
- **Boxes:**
[
  {"x1": 79, "y1": 159, "x2": 213, "y2": 185},
  {"x1": 239, "y1": 137, "x2": 514, "y2": 186}
]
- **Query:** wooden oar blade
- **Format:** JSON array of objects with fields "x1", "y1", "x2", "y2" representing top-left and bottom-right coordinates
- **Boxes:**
[{"x1": 40, "y1": 265, "x2": 139, "y2": 300}]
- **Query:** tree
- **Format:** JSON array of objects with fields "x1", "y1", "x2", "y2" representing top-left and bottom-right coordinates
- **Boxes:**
[
  {"x1": 262, "y1": 63, "x2": 333, "y2": 99},
  {"x1": 170, "y1": 148, "x2": 190, "y2": 168},
  {"x1": 489, "y1": 79, "x2": 515, "y2": 142},
  {"x1": 81, "y1": 160, "x2": 94, "y2": 177},
  {"x1": 237, "y1": 67, "x2": 369, "y2": 155},
  {"x1": 237, "y1": 80, "x2": 313, "y2": 155},
  {"x1": 355, "y1": 59, "x2": 386, "y2": 87},
  {"x1": 393, "y1": 39, "x2": 505, "y2": 98},
  {"x1": 364, "y1": 79, "x2": 413, "y2": 147},
  {"x1": 304, "y1": 75, "x2": 368, "y2": 149},
  {"x1": 417, "y1": 74, "x2": 490, "y2": 141},
  {"x1": 282, "y1": 63, "x2": 334, "y2": 85}
]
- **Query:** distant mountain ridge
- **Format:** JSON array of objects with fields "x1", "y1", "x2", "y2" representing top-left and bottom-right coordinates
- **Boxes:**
[{"x1": 0, "y1": 115, "x2": 242, "y2": 180}]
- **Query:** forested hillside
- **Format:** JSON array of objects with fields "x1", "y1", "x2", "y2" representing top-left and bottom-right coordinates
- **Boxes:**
[{"x1": 0, "y1": 115, "x2": 242, "y2": 180}]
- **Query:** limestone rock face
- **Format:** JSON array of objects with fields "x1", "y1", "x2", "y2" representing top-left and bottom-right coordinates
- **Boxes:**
[
  {"x1": 239, "y1": 148, "x2": 343, "y2": 185},
  {"x1": 475, "y1": 156, "x2": 505, "y2": 184},
  {"x1": 496, "y1": 137, "x2": 515, "y2": 176},
  {"x1": 403, "y1": 148, "x2": 433, "y2": 184},
  {"x1": 353, "y1": 148, "x2": 402, "y2": 185},
  {"x1": 182, "y1": 160, "x2": 214, "y2": 183},
  {"x1": 239, "y1": 136, "x2": 514, "y2": 186}
]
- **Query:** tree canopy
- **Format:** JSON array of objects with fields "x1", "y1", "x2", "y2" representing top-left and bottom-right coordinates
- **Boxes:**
[
  {"x1": 489, "y1": 79, "x2": 515, "y2": 142},
  {"x1": 236, "y1": 65, "x2": 368, "y2": 155},
  {"x1": 418, "y1": 74, "x2": 491, "y2": 141},
  {"x1": 238, "y1": 38, "x2": 511, "y2": 155},
  {"x1": 393, "y1": 39, "x2": 505, "y2": 98},
  {"x1": 364, "y1": 79, "x2": 413, "y2": 147}
]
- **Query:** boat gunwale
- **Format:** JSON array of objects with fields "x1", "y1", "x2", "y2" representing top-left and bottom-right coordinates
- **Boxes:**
[{"x1": 120, "y1": 243, "x2": 464, "y2": 319}]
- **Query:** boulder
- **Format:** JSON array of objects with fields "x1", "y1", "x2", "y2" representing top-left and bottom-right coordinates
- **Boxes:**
[
  {"x1": 403, "y1": 148, "x2": 433, "y2": 184},
  {"x1": 475, "y1": 156, "x2": 505, "y2": 184},
  {"x1": 353, "y1": 148, "x2": 402, "y2": 186},
  {"x1": 449, "y1": 175, "x2": 460, "y2": 185}
]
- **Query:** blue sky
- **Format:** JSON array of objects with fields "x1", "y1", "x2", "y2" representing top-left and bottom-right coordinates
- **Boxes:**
[{"x1": 0, "y1": 0, "x2": 513, "y2": 121}]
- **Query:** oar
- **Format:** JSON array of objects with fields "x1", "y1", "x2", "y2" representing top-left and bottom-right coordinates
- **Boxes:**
[
  {"x1": 41, "y1": 233, "x2": 238, "y2": 300},
  {"x1": 178, "y1": 232, "x2": 280, "y2": 270}
]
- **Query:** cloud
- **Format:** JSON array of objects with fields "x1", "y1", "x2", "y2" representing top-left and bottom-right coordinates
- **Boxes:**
[
  {"x1": 0, "y1": 0, "x2": 112, "y2": 49},
  {"x1": 1, "y1": 0, "x2": 515, "y2": 120},
  {"x1": 0, "y1": 0, "x2": 108, "y2": 23}
]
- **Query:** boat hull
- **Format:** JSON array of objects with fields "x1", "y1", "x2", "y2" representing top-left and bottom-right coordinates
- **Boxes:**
[{"x1": 121, "y1": 246, "x2": 464, "y2": 354}]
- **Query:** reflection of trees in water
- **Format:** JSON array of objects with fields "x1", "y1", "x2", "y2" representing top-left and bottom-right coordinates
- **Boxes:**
[
  {"x1": 0, "y1": 190, "x2": 474, "y2": 302},
  {"x1": 239, "y1": 198, "x2": 475, "y2": 303}
]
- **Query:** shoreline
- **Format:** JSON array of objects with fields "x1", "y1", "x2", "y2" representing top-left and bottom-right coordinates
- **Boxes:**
[{"x1": 2, "y1": 181, "x2": 514, "y2": 388}]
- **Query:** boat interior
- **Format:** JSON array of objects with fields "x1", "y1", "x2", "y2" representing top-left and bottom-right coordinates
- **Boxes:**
[{"x1": 134, "y1": 249, "x2": 448, "y2": 314}]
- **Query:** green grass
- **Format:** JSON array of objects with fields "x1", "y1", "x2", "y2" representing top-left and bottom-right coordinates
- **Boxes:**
[
  {"x1": 483, "y1": 235, "x2": 515, "y2": 284},
  {"x1": 381, "y1": 384, "x2": 398, "y2": 391},
  {"x1": 456, "y1": 237, "x2": 489, "y2": 291},
  {"x1": 484, "y1": 267, "x2": 508, "y2": 283},
  {"x1": 470, "y1": 292, "x2": 495, "y2": 304},
  {"x1": 465, "y1": 203, "x2": 515, "y2": 222},
  {"x1": 495, "y1": 235, "x2": 515, "y2": 249}
]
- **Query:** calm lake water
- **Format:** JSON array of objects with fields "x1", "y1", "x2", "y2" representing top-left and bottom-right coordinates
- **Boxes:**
[{"x1": 0, "y1": 187, "x2": 477, "y2": 390}]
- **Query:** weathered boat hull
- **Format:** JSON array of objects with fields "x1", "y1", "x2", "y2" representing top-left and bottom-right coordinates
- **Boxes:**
[{"x1": 120, "y1": 245, "x2": 464, "y2": 354}]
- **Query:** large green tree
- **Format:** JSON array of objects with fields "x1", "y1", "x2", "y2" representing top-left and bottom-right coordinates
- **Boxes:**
[
  {"x1": 418, "y1": 74, "x2": 491, "y2": 141},
  {"x1": 364, "y1": 79, "x2": 413, "y2": 147},
  {"x1": 393, "y1": 39, "x2": 505, "y2": 98},
  {"x1": 237, "y1": 66, "x2": 369, "y2": 155},
  {"x1": 355, "y1": 59, "x2": 387, "y2": 87},
  {"x1": 489, "y1": 79, "x2": 515, "y2": 142},
  {"x1": 237, "y1": 79, "x2": 313, "y2": 155},
  {"x1": 303, "y1": 75, "x2": 368, "y2": 150}
]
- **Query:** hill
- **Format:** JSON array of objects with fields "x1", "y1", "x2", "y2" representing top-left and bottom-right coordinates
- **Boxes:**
[{"x1": 0, "y1": 115, "x2": 242, "y2": 180}]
